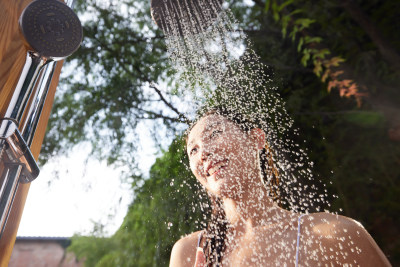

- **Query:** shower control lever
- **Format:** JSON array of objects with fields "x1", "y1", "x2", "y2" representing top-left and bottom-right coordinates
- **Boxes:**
[{"x1": 0, "y1": 119, "x2": 39, "y2": 183}]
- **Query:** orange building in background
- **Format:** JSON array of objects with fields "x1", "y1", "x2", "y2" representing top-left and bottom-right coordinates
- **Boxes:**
[{"x1": 10, "y1": 237, "x2": 83, "y2": 267}]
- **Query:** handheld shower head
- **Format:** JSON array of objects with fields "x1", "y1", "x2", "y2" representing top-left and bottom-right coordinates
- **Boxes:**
[
  {"x1": 151, "y1": 0, "x2": 223, "y2": 36},
  {"x1": 19, "y1": 0, "x2": 83, "y2": 60},
  {"x1": 4, "y1": 0, "x2": 83, "y2": 122}
]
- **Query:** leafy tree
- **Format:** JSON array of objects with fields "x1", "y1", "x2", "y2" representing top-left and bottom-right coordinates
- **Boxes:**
[
  {"x1": 40, "y1": 0, "x2": 188, "y2": 172},
  {"x1": 69, "y1": 138, "x2": 208, "y2": 266}
]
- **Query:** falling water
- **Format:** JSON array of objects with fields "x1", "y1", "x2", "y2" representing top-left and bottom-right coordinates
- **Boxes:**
[
  {"x1": 150, "y1": 0, "x2": 368, "y2": 265},
  {"x1": 157, "y1": 0, "x2": 329, "y2": 214}
]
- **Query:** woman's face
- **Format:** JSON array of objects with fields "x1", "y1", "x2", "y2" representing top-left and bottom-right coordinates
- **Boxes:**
[{"x1": 187, "y1": 114, "x2": 264, "y2": 198}]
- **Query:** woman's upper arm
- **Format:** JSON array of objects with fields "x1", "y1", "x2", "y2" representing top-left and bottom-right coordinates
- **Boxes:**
[
  {"x1": 351, "y1": 220, "x2": 391, "y2": 266},
  {"x1": 169, "y1": 232, "x2": 199, "y2": 267},
  {"x1": 169, "y1": 239, "x2": 187, "y2": 267},
  {"x1": 338, "y1": 217, "x2": 392, "y2": 266},
  {"x1": 307, "y1": 214, "x2": 391, "y2": 266}
]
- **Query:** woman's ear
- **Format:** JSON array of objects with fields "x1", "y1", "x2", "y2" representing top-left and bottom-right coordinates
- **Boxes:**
[{"x1": 250, "y1": 128, "x2": 266, "y2": 149}]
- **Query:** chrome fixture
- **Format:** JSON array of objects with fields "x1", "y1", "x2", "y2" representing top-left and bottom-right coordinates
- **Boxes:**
[{"x1": 0, "y1": 0, "x2": 82, "y2": 238}]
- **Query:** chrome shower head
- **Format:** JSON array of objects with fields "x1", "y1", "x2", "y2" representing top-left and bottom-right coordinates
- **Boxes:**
[
  {"x1": 19, "y1": 0, "x2": 83, "y2": 60},
  {"x1": 151, "y1": 0, "x2": 223, "y2": 36}
]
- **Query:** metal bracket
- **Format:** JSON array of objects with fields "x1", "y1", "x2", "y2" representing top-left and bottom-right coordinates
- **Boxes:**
[{"x1": 0, "y1": 118, "x2": 40, "y2": 183}]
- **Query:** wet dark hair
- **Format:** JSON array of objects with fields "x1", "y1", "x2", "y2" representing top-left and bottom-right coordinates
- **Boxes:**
[{"x1": 186, "y1": 106, "x2": 280, "y2": 266}]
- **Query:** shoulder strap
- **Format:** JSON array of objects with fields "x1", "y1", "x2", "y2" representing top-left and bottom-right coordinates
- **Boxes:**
[
  {"x1": 295, "y1": 214, "x2": 307, "y2": 267},
  {"x1": 197, "y1": 230, "x2": 205, "y2": 248}
]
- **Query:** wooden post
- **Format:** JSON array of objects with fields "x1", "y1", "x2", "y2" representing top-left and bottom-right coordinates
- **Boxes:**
[{"x1": 0, "y1": 0, "x2": 65, "y2": 264}]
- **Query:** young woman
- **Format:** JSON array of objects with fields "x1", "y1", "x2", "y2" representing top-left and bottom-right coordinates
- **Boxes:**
[{"x1": 169, "y1": 108, "x2": 391, "y2": 267}]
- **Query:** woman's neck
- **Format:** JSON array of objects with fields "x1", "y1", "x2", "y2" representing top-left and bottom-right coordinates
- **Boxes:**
[{"x1": 222, "y1": 180, "x2": 293, "y2": 235}]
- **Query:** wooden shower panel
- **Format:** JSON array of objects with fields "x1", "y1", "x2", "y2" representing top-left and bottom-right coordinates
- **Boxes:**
[{"x1": 0, "y1": 0, "x2": 64, "y2": 264}]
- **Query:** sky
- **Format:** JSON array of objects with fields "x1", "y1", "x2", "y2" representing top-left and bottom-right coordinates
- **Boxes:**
[
  {"x1": 17, "y1": 133, "x2": 157, "y2": 237},
  {"x1": 17, "y1": 147, "x2": 128, "y2": 237}
]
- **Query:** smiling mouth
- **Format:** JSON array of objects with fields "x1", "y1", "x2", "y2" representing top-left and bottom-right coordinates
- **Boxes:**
[{"x1": 206, "y1": 160, "x2": 229, "y2": 177}]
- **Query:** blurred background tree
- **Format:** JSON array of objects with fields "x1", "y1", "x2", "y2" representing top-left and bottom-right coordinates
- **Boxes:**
[
  {"x1": 68, "y1": 139, "x2": 208, "y2": 266},
  {"x1": 39, "y1": 0, "x2": 400, "y2": 265}
]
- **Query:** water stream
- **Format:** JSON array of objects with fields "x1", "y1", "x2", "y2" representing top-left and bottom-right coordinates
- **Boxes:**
[{"x1": 159, "y1": 0, "x2": 329, "y2": 214}]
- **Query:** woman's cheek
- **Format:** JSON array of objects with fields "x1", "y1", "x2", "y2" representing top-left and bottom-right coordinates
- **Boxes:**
[
  {"x1": 189, "y1": 161, "x2": 198, "y2": 176},
  {"x1": 191, "y1": 161, "x2": 203, "y2": 180}
]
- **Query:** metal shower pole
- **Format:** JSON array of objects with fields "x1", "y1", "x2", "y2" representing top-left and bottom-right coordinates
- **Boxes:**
[{"x1": 0, "y1": 0, "x2": 82, "y2": 239}]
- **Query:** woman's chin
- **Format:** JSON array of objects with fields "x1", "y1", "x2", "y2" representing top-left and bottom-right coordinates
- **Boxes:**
[
  {"x1": 207, "y1": 174, "x2": 227, "y2": 196},
  {"x1": 209, "y1": 175, "x2": 243, "y2": 199},
  {"x1": 207, "y1": 177, "x2": 223, "y2": 195}
]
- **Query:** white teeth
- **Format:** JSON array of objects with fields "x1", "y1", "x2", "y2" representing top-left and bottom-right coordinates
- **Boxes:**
[{"x1": 207, "y1": 161, "x2": 226, "y2": 176}]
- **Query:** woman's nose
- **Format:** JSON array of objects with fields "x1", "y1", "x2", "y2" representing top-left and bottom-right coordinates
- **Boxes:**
[{"x1": 200, "y1": 147, "x2": 212, "y2": 162}]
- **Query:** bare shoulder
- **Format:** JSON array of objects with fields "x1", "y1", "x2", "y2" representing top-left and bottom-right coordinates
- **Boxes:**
[
  {"x1": 303, "y1": 212, "x2": 379, "y2": 241},
  {"x1": 169, "y1": 230, "x2": 203, "y2": 267},
  {"x1": 302, "y1": 212, "x2": 365, "y2": 231},
  {"x1": 300, "y1": 212, "x2": 391, "y2": 266}
]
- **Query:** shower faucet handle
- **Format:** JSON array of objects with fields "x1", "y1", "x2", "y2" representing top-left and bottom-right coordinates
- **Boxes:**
[{"x1": 0, "y1": 119, "x2": 39, "y2": 184}]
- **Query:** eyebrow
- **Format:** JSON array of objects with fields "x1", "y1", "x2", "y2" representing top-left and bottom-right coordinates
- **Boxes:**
[
  {"x1": 188, "y1": 121, "x2": 222, "y2": 147},
  {"x1": 204, "y1": 121, "x2": 222, "y2": 133}
]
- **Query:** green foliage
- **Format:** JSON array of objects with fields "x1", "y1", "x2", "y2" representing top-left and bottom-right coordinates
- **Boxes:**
[
  {"x1": 40, "y1": 0, "x2": 179, "y2": 170},
  {"x1": 69, "y1": 138, "x2": 208, "y2": 266},
  {"x1": 343, "y1": 111, "x2": 384, "y2": 127},
  {"x1": 259, "y1": 0, "x2": 400, "y2": 106},
  {"x1": 68, "y1": 236, "x2": 118, "y2": 267}
]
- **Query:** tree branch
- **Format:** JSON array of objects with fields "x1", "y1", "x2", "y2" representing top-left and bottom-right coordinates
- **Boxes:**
[
  {"x1": 91, "y1": 36, "x2": 190, "y2": 125},
  {"x1": 135, "y1": 107, "x2": 186, "y2": 123},
  {"x1": 149, "y1": 83, "x2": 190, "y2": 124},
  {"x1": 109, "y1": 35, "x2": 165, "y2": 46}
]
